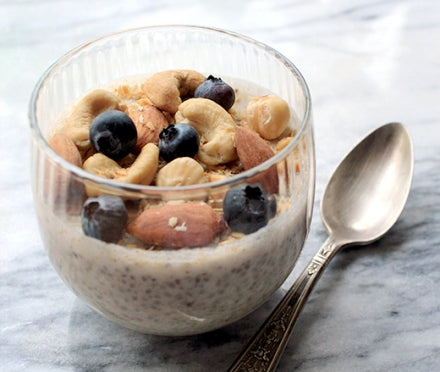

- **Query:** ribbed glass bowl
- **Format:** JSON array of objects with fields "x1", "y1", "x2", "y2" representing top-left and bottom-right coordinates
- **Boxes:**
[{"x1": 29, "y1": 25, "x2": 315, "y2": 336}]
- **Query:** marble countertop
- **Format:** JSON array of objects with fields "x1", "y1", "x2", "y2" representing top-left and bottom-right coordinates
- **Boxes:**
[{"x1": 2, "y1": 0, "x2": 439, "y2": 370}]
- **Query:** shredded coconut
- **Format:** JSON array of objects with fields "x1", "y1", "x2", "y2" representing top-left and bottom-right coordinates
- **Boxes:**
[
  {"x1": 168, "y1": 217, "x2": 178, "y2": 227},
  {"x1": 174, "y1": 222, "x2": 187, "y2": 232}
]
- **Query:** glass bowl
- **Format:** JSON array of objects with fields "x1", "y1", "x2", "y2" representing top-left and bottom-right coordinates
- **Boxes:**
[{"x1": 29, "y1": 25, "x2": 315, "y2": 336}]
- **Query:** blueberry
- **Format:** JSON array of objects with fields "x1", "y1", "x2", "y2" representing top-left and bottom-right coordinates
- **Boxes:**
[
  {"x1": 159, "y1": 123, "x2": 200, "y2": 162},
  {"x1": 90, "y1": 110, "x2": 137, "y2": 160},
  {"x1": 81, "y1": 195, "x2": 128, "y2": 243},
  {"x1": 194, "y1": 75, "x2": 235, "y2": 111},
  {"x1": 223, "y1": 183, "x2": 277, "y2": 234}
]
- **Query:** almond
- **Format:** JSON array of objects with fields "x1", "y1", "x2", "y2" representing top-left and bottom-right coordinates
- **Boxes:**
[
  {"x1": 234, "y1": 126, "x2": 279, "y2": 193},
  {"x1": 49, "y1": 132, "x2": 82, "y2": 167},
  {"x1": 127, "y1": 103, "x2": 169, "y2": 152},
  {"x1": 127, "y1": 203, "x2": 221, "y2": 249},
  {"x1": 47, "y1": 133, "x2": 85, "y2": 213}
]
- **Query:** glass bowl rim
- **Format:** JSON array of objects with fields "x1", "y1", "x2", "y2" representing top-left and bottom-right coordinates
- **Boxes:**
[{"x1": 29, "y1": 24, "x2": 312, "y2": 195}]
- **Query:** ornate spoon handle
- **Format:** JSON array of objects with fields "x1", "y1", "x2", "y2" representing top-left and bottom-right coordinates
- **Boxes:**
[{"x1": 228, "y1": 237, "x2": 342, "y2": 372}]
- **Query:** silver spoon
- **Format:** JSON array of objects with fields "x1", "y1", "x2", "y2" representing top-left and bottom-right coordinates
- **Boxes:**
[{"x1": 229, "y1": 122, "x2": 414, "y2": 371}]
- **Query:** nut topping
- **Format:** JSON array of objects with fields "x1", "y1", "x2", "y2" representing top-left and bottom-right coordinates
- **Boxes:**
[
  {"x1": 175, "y1": 98, "x2": 237, "y2": 165},
  {"x1": 127, "y1": 103, "x2": 169, "y2": 151},
  {"x1": 50, "y1": 69, "x2": 301, "y2": 248},
  {"x1": 63, "y1": 89, "x2": 122, "y2": 151},
  {"x1": 127, "y1": 203, "x2": 221, "y2": 248},
  {"x1": 142, "y1": 69, "x2": 205, "y2": 114},
  {"x1": 156, "y1": 157, "x2": 206, "y2": 187},
  {"x1": 49, "y1": 133, "x2": 82, "y2": 167},
  {"x1": 246, "y1": 95, "x2": 290, "y2": 140},
  {"x1": 234, "y1": 126, "x2": 279, "y2": 193},
  {"x1": 83, "y1": 143, "x2": 159, "y2": 196}
]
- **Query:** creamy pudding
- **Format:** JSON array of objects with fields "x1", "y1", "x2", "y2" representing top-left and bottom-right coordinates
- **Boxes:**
[{"x1": 36, "y1": 186, "x2": 308, "y2": 335}]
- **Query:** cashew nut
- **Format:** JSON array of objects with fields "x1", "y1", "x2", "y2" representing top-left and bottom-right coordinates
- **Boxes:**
[
  {"x1": 246, "y1": 95, "x2": 290, "y2": 140},
  {"x1": 83, "y1": 143, "x2": 159, "y2": 196},
  {"x1": 175, "y1": 98, "x2": 237, "y2": 166},
  {"x1": 142, "y1": 70, "x2": 205, "y2": 114},
  {"x1": 63, "y1": 89, "x2": 122, "y2": 150},
  {"x1": 156, "y1": 157, "x2": 206, "y2": 187}
]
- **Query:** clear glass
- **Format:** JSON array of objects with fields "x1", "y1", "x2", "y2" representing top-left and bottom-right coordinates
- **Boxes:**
[{"x1": 29, "y1": 25, "x2": 315, "y2": 336}]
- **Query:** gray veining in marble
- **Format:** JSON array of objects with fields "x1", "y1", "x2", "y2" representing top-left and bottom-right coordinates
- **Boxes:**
[{"x1": 1, "y1": 0, "x2": 439, "y2": 371}]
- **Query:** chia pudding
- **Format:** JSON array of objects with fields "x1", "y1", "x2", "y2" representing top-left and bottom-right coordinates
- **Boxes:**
[
  {"x1": 36, "y1": 188, "x2": 308, "y2": 335},
  {"x1": 30, "y1": 27, "x2": 314, "y2": 336}
]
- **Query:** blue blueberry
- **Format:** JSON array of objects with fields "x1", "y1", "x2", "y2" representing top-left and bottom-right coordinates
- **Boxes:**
[
  {"x1": 159, "y1": 123, "x2": 200, "y2": 162},
  {"x1": 90, "y1": 110, "x2": 137, "y2": 160},
  {"x1": 194, "y1": 75, "x2": 235, "y2": 110},
  {"x1": 223, "y1": 183, "x2": 277, "y2": 234},
  {"x1": 81, "y1": 195, "x2": 128, "y2": 243}
]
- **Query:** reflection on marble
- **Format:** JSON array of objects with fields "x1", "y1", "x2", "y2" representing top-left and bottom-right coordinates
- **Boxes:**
[{"x1": 1, "y1": 0, "x2": 439, "y2": 371}]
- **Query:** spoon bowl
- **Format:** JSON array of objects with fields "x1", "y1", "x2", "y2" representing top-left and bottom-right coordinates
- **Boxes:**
[
  {"x1": 229, "y1": 122, "x2": 414, "y2": 371},
  {"x1": 321, "y1": 122, "x2": 414, "y2": 244}
]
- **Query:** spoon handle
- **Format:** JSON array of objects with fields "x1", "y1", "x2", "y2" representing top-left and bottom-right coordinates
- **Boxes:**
[{"x1": 228, "y1": 236, "x2": 342, "y2": 372}]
